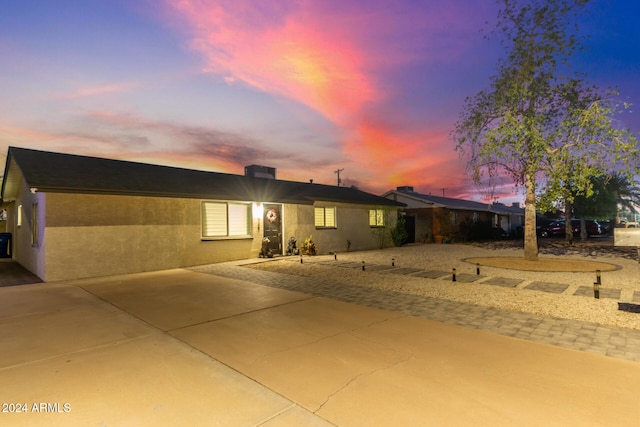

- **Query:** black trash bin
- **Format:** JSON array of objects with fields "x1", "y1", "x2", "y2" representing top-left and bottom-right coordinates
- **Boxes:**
[{"x1": 0, "y1": 233, "x2": 11, "y2": 258}]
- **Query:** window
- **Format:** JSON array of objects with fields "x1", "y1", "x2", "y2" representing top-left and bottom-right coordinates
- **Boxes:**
[
  {"x1": 314, "y1": 207, "x2": 336, "y2": 228},
  {"x1": 369, "y1": 209, "x2": 385, "y2": 227},
  {"x1": 17, "y1": 205, "x2": 22, "y2": 227},
  {"x1": 202, "y1": 201, "x2": 251, "y2": 238}
]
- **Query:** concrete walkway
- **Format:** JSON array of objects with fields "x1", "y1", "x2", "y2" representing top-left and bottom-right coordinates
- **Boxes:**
[{"x1": 2, "y1": 265, "x2": 640, "y2": 426}]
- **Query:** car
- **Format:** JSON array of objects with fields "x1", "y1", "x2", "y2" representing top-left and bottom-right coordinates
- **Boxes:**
[
  {"x1": 536, "y1": 218, "x2": 556, "y2": 236},
  {"x1": 620, "y1": 220, "x2": 638, "y2": 228},
  {"x1": 539, "y1": 219, "x2": 601, "y2": 237}
]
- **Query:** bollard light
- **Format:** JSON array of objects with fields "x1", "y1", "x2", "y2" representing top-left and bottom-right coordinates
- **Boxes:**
[
  {"x1": 593, "y1": 269, "x2": 601, "y2": 299},
  {"x1": 300, "y1": 255, "x2": 303, "y2": 264},
  {"x1": 476, "y1": 263, "x2": 480, "y2": 275},
  {"x1": 452, "y1": 268, "x2": 457, "y2": 282},
  {"x1": 362, "y1": 261, "x2": 366, "y2": 271},
  {"x1": 392, "y1": 257, "x2": 395, "y2": 267},
  {"x1": 334, "y1": 253, "x2": 337, "y2": 260}
]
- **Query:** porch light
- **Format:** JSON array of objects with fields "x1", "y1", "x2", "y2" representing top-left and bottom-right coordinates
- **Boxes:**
[
  {"x1": 253, "y1": 202, "x2": 264, "y2": 219},
  {"x1": 252, "y1": 202, "x2": 264, "y2": 232}
]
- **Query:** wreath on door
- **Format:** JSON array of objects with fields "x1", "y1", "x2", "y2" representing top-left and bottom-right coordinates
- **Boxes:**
[{"x1": 266, "y1": 209, "x2": 278, "y2": 223}]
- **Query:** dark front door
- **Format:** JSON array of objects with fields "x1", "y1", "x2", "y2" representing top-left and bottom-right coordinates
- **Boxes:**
[
  {"x1": 263, "y1": 204, "x2": 282, "y2": 255},
  {"x1": 404, "y1": 215, "x2": 416, "y2": 244}
]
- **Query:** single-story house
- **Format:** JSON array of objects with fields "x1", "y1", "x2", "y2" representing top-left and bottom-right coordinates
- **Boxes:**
[
  {"x1": 382, "y1": 186, "x2": 524, "y2": 242},
  {"x1": 0, "y1": 147, "x2": 404, "y2": 281}
]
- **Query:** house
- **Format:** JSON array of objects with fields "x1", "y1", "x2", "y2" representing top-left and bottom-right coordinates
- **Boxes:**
[
  {"x1": 382, "y1": 186, "x2": 524, "y2": 242},
  {"x1": 0, "y1": 147, "x2": 404, "y2": 281},
  {"x1": 489, "y1": 201, "x2": 525, "y2": 237}
]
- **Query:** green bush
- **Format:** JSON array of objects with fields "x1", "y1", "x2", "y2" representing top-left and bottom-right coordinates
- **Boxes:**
[{"x1": 390, "y1": 215, "x2": 408, "y2": 247}]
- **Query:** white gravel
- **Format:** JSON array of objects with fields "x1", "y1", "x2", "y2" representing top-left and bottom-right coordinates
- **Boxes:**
[{"x1": 249, "y1": 243, "x2": 640, "y2": 330}]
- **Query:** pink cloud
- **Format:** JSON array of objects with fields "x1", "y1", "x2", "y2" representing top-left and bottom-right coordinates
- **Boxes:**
[
  {"x1": 161, "y1": 0, "x2": 495, "y2": 195},
  {"x1": 165, "y1": 0, "x2": 379, "y2": 123}
]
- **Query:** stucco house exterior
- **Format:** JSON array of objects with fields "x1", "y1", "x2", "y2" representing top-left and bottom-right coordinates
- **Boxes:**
[
  {"x1": 0, "y1": 147, "x2": 403, "y2": 282},
  {"x1": 383, "y1": 186, "x2": 524, "y2": 243}
]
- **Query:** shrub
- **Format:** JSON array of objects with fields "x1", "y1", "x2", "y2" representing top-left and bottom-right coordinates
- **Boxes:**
[
  {"x1": 390, "y1": 215, "x2": 408, "y2": 247},
  {"x1": 302, "y1": 236, "x2": 317, "y2": 255}
]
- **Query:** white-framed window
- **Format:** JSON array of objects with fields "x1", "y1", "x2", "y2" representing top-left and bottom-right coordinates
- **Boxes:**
[
  {"x1": 369, "y1": 209, "x2": 385, "y2": 227},
  {"x1": 314, "y1": 206, "x2": 336, "y2": 228},
  {"x1": 202, "y1": 201, "x2": 251, "y2": 238}
]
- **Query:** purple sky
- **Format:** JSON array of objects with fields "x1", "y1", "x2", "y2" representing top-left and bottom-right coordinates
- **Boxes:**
[{"x1": 1, "y1": 0, "x2": 638, "y2": 203}]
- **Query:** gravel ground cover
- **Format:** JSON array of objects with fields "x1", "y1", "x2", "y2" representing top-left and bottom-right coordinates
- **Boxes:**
[{"x1": 247, "y1": 240, "x2": 640, "y2": 330}]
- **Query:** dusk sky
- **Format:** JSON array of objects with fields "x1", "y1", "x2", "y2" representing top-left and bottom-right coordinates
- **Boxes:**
[{"x1": 1, "y1": 0, "x2": 638, "y2": 203}]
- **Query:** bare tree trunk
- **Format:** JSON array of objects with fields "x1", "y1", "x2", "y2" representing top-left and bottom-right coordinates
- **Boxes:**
[
  {"x1": 524, "y1": 173, "x2": 538, "y2": 261},
  {"x1": 564, "y1": 200, "x2": 573, "y2": 245},
  {"x1": 580, "y1": 217, "x2": 587, "y2": 241}
]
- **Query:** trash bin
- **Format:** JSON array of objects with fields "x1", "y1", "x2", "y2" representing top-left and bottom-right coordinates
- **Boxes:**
[{"x1": 0, "y1": 233, "x2": 11, "y2": 258}]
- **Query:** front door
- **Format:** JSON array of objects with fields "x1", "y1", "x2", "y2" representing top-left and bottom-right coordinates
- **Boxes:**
[
  {"x1": 404, "y1": 215, "x2": 416, "y2": 244},
  {"x1": 263, "y1": 204, "x2": 282, "y2": 255}
]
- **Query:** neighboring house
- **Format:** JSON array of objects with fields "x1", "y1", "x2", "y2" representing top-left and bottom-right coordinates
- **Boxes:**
[
  {"x1": 0, "y1": 147, "x2": 403, "y2": 281},
  {"x1": 382, "y1": 186, "x2": 524, "y2": 242},
  {"x1": 489, "y1": 201, "x2": 526, "y2": 237}
]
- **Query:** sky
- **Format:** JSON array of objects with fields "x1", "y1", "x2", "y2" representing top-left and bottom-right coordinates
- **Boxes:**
[{"x1": 1, "y1": 0, "x2": 639, "y2": 204}]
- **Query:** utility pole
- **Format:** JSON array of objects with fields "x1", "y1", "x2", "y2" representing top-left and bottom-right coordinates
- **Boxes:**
[
  {"x1": 334, "y1": 168, "x2": 344, "y2": 186},
  {"x1": 441, "y1": 188, "x2": 447, "y2": 197}
]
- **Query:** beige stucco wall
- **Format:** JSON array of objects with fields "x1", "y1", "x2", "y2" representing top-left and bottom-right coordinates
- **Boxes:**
[
  {"x1": 7, "y1": 188, "x2": 398, "y2": 281},
  {"x1": 283, "y1": 202, "x2": 397, "y2": 255},
  {"x1": 42, "y1": 193, "x2": 263, "y2": 281}
]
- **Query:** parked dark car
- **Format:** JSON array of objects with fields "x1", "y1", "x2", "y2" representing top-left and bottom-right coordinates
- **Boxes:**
[{"x1": 539, "y1": 219, "x2": 602, "y2": 237}]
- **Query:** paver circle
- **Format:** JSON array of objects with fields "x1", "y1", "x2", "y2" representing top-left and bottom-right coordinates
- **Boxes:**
[{"x1": 464, "y1": 257, "x2": 619, "y2": 272}]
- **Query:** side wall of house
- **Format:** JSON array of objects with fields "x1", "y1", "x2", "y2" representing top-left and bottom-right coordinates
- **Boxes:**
[
  {"x1": 43, "y1": 193, "x2": 264, "y2": 281},
  {"x1": 4, "y1": 180, "x2": 45, "y2": 278}
]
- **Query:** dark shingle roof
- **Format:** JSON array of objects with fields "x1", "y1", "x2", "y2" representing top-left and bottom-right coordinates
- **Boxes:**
[
  {"x1": 2, "y1": 147, "x2": 403, "y2": 207},
  {"x1": 408, "y1": 192, "x2": 491, "y2": 211},
  {"x1": 387, "y1": 188, "x2": 523, "y2": 215}
]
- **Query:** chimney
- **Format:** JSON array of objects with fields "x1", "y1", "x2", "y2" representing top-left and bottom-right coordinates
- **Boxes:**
[
  {"x1": 397, "y1": 186, "x2": 414, "y2": 193},
  {"x1": 245, "y1": 165, "x2": 276, "y2": 179},
  {"x1": 512, "y1": 202, "x2": 520, "y2": 208}
]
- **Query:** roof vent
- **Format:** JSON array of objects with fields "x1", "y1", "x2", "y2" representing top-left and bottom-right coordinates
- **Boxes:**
[
  {"x1": 245, "y1": 165, "x2": 276, "y2": 179},
  {"x1": 397, "y1": 186, "x2": 414, "y2": 192}
]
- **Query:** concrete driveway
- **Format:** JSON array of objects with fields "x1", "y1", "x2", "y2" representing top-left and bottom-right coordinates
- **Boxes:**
[{"x1": 2, "y1": 267, "x2": 640, "y2": 426}]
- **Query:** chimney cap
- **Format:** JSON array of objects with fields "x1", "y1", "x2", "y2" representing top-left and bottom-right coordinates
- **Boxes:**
[{"x1": 245, "y1": 165, "x2": 276, "y2": 179}]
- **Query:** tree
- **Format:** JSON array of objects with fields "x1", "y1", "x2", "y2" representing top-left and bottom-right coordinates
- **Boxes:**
[
  {"x1": 610, "y1": 175, "x2": 640, "y2": 215},
  {"x1": 574, "y1": 173, "x2": 640, "y2": 231},
  {"x1": 453, "y1": 0, "x2": 639, "y2": 260},
  {"x1": 540, "y1": 81, "x2": 639, "y2": 243}
]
